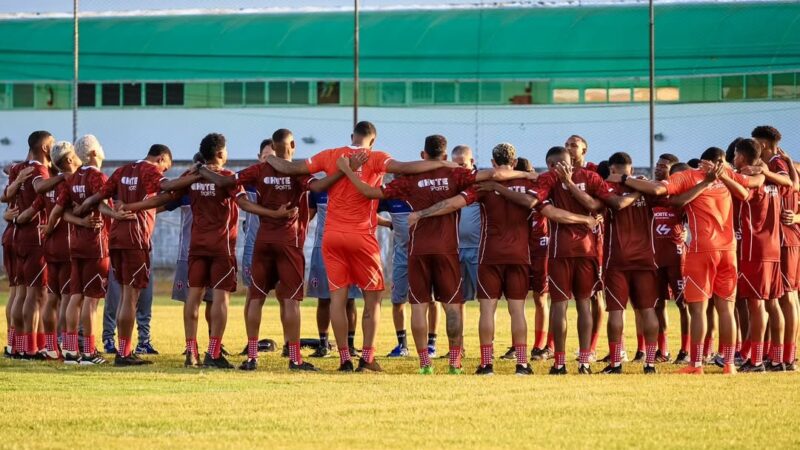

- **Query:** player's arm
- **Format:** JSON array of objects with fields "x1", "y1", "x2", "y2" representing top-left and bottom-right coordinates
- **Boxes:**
[
  {"x1": 742, "y1": 160, "x2": 792, "y2": 188},
  {"x1": 3, "y1": 206, "x2": 19, "y2": 222},
  {"x1": 33, "y1": 173, "x2": 65, "y2": 195},
  {"x1": 407, "y1": 195, "x2": 467, "y2": 228},
  {"x1": 99, "y1": 201, "x2": 136, "y2": 221},
  {"x1": 602, "y1": 191, "x2": 641, "y2": 211},
  {"x1": 608, "y1": 174, "x2": 668, "y2": 196},
  {"x1": 539, "y1": 204, "x2": 601, "y2": 229},
  {"x1": 781, "y1": 210, "x2": 800, "y2": 226},
  {"x1": 336, "y1": 156, "x2": 384, "y2": 199},
  {"x1": 235, "y1": 196, "x2": 298, "y2": 219},
  {"x1": 1, "y1": 166, "x2": 34, "y2": 202},
  {"x1": 63, "y1": 208, "x2": 103, "y2": 229},
  {"x1": 719, "y1": 169, "x2": 754, "y2": 201},
  {"x1": 386, "y1": 159, "x2": 459, "y2": 175},
  {"x1": 477, "y1": 181, "x2": 539, "y2": 209},
  {"x1": 14, "y1": 205, "x2": 41, "y2": 224},
  {"x1": 474, "y1": 168, "x2": 533, "y2": 182},
  {"x1": 266, "y1": 155, "x2": 311, "y2": 175},
  {"x1": 193, "y1": 166, "x2": 235, "y2": 189},
  {"x1": 667, "y1": 182, "x2": 711, "y2": 208},
  {"x1": 555, "y1": 163, "x2": 604, "y2": 211},
  {"x1": 377, "y1": 215, "x2": 393, "y2": 229},
  {"x1": 120, "y1": 192, "x2": 177, "y2": 212},
  {"x1": 309, "y1": 153, "x2": 366, "y2": 194}
]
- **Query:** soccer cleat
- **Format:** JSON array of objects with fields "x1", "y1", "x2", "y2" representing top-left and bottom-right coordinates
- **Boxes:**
[
  {"x1": 337, "y1": 360, "x2": 355, "y2": 372},
  {"x1": 63, "y1": 351, "x2": 81, "y2": 365},
  {"x1": 620, "y1": 350, "x2": 630, "y2": 362},
  {"x1": 601, "y1": 364, "x2": 622, "y2": 374},
  {"x1": 578, "y1": 364, "x2": 592, "y2": 375},
  {"x1": 643, "y1": 365, "x2": 657, "y2": 374},
  {"x1": 704, "y1": 353, "x2": 720, "y2": 365},
  {"x1": 281, "y1": 344, "x2": 289, "y2": 358},
  {"x1": 785, "y1": 362, "x2": 797, "y2": 372},
  {"x1": 632, "y1": 351, "x2": 645, "y2": 363},
  {"x1": 349, "y1": 347, "x2": 362, "y2": 358},
  {"x1": 427, "y1": 345, "x2": 437, "y2": 359},
  {"x1": 448, "y1": 365, "x2": 463, "y2": 375},
  {"x1": 501, "y1": 347, "x2": 517, "y2": 360},
  {"x1": 203, "y1": 353, "x2": 234, "y2": 369},
  {"x1": 79, "y1": 352, "x2": 107, "y2": 365},
  {"x1": 739, "y1": 361, "x2": 765, "y2": 373},
  {"x1": 114, "y1": 353, "x2": 151, "y2": 367},
  {"x1": 549, "y1": 365, "x2": 567, "y2": 375},
  {"x1": 530, "y1": 347, "x2": 551, "y2": 361},
  {"x1": 676, "y1": 365, "x2": 704, "y2": 375},
  {"x1": 673, "y1": 350, "x2": 690, "y2": 365},
  {"x1": 238, "y1": 358, "x2": 257, "y2": 371},
  {"x1": 289, "y1": 361, "x2": 320, "y2": 372},
  {"x1": 574, "y1": 351, "x2": 597, "y2": 363},
  {"x1": 310, "y1": 346, "x2": 332, "y2": 358},
  {"x1": 599, "y1": 353, "x2": 611, "y2": 363},
  {"x1": 654, "y1": 350, "x2": 670, "y2": 363},
  {"x1": 722, "y1": 364, "x2": 736, "y2": 375},
  {"x1": 20, "y1": 352, "x2": 46, "y2": 361},
  {"x1": 734, "y1": 352, "x2": 746, "y2": 367},
  {"x1": 386, "y1": 345, "x2": 409, "y2": 358},
  {"x1": 515, "y1": 364, "x2": 533, "y2": 376},
  {"x1": 184, "y1": 352, "x2": 201, "y2": 368},
  {"x1": 135, "y1": 341, "x2": 159, "y2": 355},
  {"x1": 766, "y1": 362, "x2": 786, "y2": 372},
  {"x1": 418, "y1": 366, "x2": 434, "y2": 375},
  {"x1": 475, "y1": 364, "x2": 494, "y2": 376},
  {"x1": 712, "y1": 354, "x2": 725, "y2": 368},
  {"x1": 355, "y1": 358, "x2": 383, "y2": 373},
  {"x1": 41, "y1": 349, "x2": 60, "y2": 360},
  {"x1": 103, "y1": 338, "x2": 117, "y2": 355}
]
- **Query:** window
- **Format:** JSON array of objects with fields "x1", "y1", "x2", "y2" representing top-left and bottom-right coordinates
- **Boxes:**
[
  {"x1": 317, "y1": 82, "x2": 340, "y2": 104},
  {"x1": 165, "y1": 83, "x2": 184, "y2": 105},
  {"x1": 410, "y1": 82, "x2": 433, "y2": 104},
  {"x1": 245, "y1": 82, "x2": 265, "y2": 105},
  {"x1": 224, "y1": 82, "x2": 244, "y2": 105},
  {"x1": 772, "y1": 73, "x2": 796, "y2": 99},
  {"x1": 101, "y1": 83, "x2": 120, "y2": 106},
  {"x1": 145, "y1": 83, "x2": 164, "y2": 106},
  {"x1": 746, "y1": 74, "x2": 768, "y2": 99},
  {"x1": 433, "y1": 82, "x2": 456, "y2": 103},
  {"x1": 608, "y1": 88, "x2": 631, "y2": 102},
  {"x1": 122, "y1": 83, "x2": 142, "y2": 106},
  {"x1": 268, "y1": 82, "x2": 287, "y2": 104},
  {"x1": 552, "y1": 89, "x2": 579, "y2": 103},
  {"x1": 480, "y1": 82, "x2": 501, "y2": 103},
  {"x1": 12, "y1": 84, "x2": 34, "y2": 108},
  {"x1": 584, "y1": 88, "x2": 608, "y2": 103},
  {"x1": 722, "y1": 76, "x2": 744, "y2": 100},
  {"x1": 289, "y1": 81, "x2": 309, "y2": 104},
  {"x1": 77, "y1": 83, "x2": 96, "y2": 107},
  {"x1": 656, "y1": 87, "x2": 680, "y2": 102},
  {"x1": 381, "y1": 82, "x2": 406, "y2": 105}
]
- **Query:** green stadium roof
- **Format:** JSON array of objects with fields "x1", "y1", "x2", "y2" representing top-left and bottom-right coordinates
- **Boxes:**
[{"x1": 0, "y1": 2, "x2": 798, "y2": 82}]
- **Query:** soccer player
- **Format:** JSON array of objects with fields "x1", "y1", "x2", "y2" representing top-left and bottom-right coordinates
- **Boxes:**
[
  {"x1": 614, "y1": 147, "x2": 763, "y2": 374},
  {"x1": 378, "y1": 196, "x2": 412, "y2": 358},
  {"x1": 242, "y1": 140, "x2": 273, "y2": 293},
  {"x1": 729, "y1": 138, "x2": 784, "y2": 372},
  {"x1": 452, "y1": 145, "x2": 479, "y2": 360},
  {"x1": 264, "y1": 121, "x2": 460, "y2": 372},
  {"x1": 74, "y1": 144, "x2": 174, "y2": 366}
]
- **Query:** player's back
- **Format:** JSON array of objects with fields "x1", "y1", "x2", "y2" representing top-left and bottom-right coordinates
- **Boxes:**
[
  {"x1": 735, "y1": 182, "x2": 782, "y2": 262},
  {"x1": 63, "y1": 166, "x2": 109, "y2": 258},
  {"x1": 185, "y1": 168, "x2": 240, "y2": 257},
  {"x1": 13, "y1": 160, "x2": 49, "y2": 245},
  {"x1": 475, "y1": 179, "x2": 532, "y2": 265},
  {"x1": 104, "y1": 160, "x2": 164, "y2": 250},
  {"x1": 604, "y1": 182, "x2": 656, "y2": 270},
  {"x1": 674, "y1": 169, "x2": 737, "y2": 253}
]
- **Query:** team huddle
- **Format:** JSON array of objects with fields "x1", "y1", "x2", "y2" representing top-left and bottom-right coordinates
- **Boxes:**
[{"x1": 3, "y1": 122, "x2": 799, "y2": 375}]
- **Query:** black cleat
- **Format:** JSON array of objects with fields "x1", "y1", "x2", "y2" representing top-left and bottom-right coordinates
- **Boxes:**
[
  {"x1": 530, "y1": 347, "x2": 547, "y2": 361},
  {"x1": 599, "y1": 353, "x2": 611, "y2": 363},
  {"x1": 3, "y1": 347, "x2": 13, "y2": 358},
  {"x1": 203, "y1": 353, "x2": 234, "y2": 369},
  {"x1": 673, "y1": 349, "x2": 690, "y2": 365},
  {"x1": 289, "y1": 360, "x2": 320, "y2": 372},
  {"x1": 63, "y1": 351, "x2": 81, "y2": 365},
  {"x1": 349, "y1": 347, "x2": 362, "y2": 358},
  {"x1": 500, "y1": 347, "x2": 517, "y2": 360},
  {"x1": 220, "y1": 345, "x2": 231, "y2": 357},
  {"x1": 632, "y1": 351, "x2": 645, "y2": 363},
  {"x1": 19, "y1": 352, "x2": 47, "y2": 361},
  {"x1": 355, "y1": 358, "x2": 383, "y2": 373},
  {"x1": 184, "y1": 352, "x2": 201, "y2": 368},
  {"x1": 309, "y1": 346, "x2": 331, "y2": 358},
  {"x1": 766, "y1": 362, "x2": 786, "y2": 372},
  {"x1": 515, "y1": 364, "x2": 533, "y2": 376},
  {"x1": 281, "y1": 344, "x2": 289, "y2": 358},
  {"x1": 578, "y1": 364, "x2": 593, "y2": 375},
  {"x1": 643, "y1": 365, "x2": 657, "y2": 374},
  {"x1": 654, "y1": 350, "x2": 670, "y2": 363},
  {"x1": 238, "y1": 358, "x2": 257, "y2": 371},
  {"x1": 549, "y1": 365, "x2": 567, "y2": 375},
  {"x1": 786, "y1": 361, "x2": 797, "y2": 372},
  {"x1": 338, "y1": 360, "x2": 354, "y2": 372},
  {"x1": 114, "y1": 353, "x2": 150, "y2": 367},
  {"x1": 601, "y1": 364, "x2": 622, "y2": 374},
  {"x1": 739, "y1": 361, "x2": 766, "y2": 373},
  {"x1": 475, "y1": 364, "x2": 495, "y2": 376}
]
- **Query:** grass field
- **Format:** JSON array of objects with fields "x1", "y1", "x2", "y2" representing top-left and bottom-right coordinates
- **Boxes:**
[{"x1": 1, "y1": 294, "x2": 799, "y2": 449}]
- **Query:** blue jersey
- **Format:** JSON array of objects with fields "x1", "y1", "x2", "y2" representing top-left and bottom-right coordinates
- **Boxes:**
[
  {"x1": 458, "y1": 202, "x2": 481, "y2": 249},
  {"x1": 379, "y1": 199, "x2": 411, "y2": 267}
]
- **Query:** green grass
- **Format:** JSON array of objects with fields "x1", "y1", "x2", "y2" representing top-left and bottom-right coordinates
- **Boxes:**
[{"x1": 1, "y1": 295, "x2": 799, "y2": 449}]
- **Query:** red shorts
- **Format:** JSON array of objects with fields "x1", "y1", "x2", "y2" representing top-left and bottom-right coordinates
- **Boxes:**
[
  {"x1": 477, "y1": 264, "x2": 529, "y2": 300},
  {"x1": 683, "y1": 250, "x2": 737, "y2": 303},
  {"x1": 737, "y1": 260, "x2": 783, "y2": 301},
  {"x1": 188, "y1": 255, "x2": 238, "y2": 293},
  {"x1": 529, "y1": 256, "x2": 549, "y2": 294},
  {"x1": 604, "y1": 268, "x2": 658, "y2": 311},
  {"x1": 781, "y1": 247, "x2": 800, "y2": 292},
  {"x1": 657, "y1": 264, "x2": 684, "y2": 303},
  {"x1": 3, "y1": 244, "x2": 16, "y2": 286},
  {"x1": 248, "y1": 242, "x2": 304, "y2": 301},
  {"x1": 69, "y1": 257, "x2": 109, "y2": 298},
  {"x1": 110, "y1": 249, "x2": 151, "y2": 289},
  {"x1": 408, "y1": 253, "x2": 462, "y2": 304},
  {"x1": 322, "y1": 230, "x2": 384, "y2": 292},
  {"x1": 46, "y1": 261, "x2": 71, "y2": 296},
  {"x1": 15, "y1": 245, "x2": 46, "y2": 287},
  {"x1": 548, "y1": 257, "x2": 600, "y2": 302}
]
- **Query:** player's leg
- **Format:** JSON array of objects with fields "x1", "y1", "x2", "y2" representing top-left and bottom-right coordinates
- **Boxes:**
[
  {"x1": 780, "y1": 290, "x2": 798, "y2": 369},
  {"x1": 359, "y1": 289, "x2": 382, "y2": 368},
  {"x1": 632, "y1": 309, "x2": 644, "y2": 362},
  {"x1": 4, "y1": 284, "x2": 16, "y2": 356},
  {"x1": 602, "y1": 269, "x2": 628, "y2": 373},
  {"x1": 410, "y1": 302, "x2": 431, "y2": 371},
  {"x1": 655, "y1": 297, "x2": 669, "y2": 361},
  {"x1": 589, "y1": 292, "x2": 604, "y2": 361},
  {"x1": 477, "y1": 297, "x2": 498, "y2": 375},
  {"x1": 277, "y1": 244, "x2": 316, "y2": 371},
  {"x1": 426, "y1": 301, "x2": 439, "y2": 358},
  {"x1": 631, "y1": 271, "x2": 660, "y2": 373},
  {"x1": 735, "y1": 298, "x2": 750, "y2": 363},
  {"x1": 183, "y1": 254, "x2": 208, "y2": 366},
  {"x1": 346, "y1": 296, "x2": 359, "y2": 355},
  {"x1": 329, "y1": 288, "x2": 353, "y2": 368},
  {"x1": 547, "y1": 258, "x2": 573, "y2": 373},
  {"x1": 42, "y1": 288, "x2": 60, "y2": 359},
  {"x1": 745, "y1": 298, "x2": 767, "y2": 370},
  {"x1": 704, "y1": 302, "x2": 717, "y2": 361},
  {"x1": 387, "y1": 260, "x2": 409, "y2": 358},
  {"x1": 505, "y1": 264, "x2": 531, "y2": 374},
  {"x1": 203, "y1": 256, "x2": 238, "y2": 369},
  {"x1": 102, "y1": 269, "x2": 121, "y2": 354},
  {"x1": 765, "y1": 297, "x2": 785, "y2": 370},
  {"x1": 443, "y1": 302, "x2": 464, "y2": 372},
  {"x1": 79, "y1": 296, "x2": 103, "y2": 364},
  {"x1": 63, "y1": 293, "x2": 84, "y2": 364},
  {"x1": 530, "y1": 256, "x2": 549, "y2": 360},
  {"x1": 575, "y1": 258, "x2": 600, "y2": 373},
  {"x1": 115, "y1": 251, "x2": 145, "y2": 361},
  {"x1": 134, "y1": 274, "x2": 156, "y2": 354},
  {"x1": 22, "y1": 285, "x2": 45, "y2": 356},
  {"x1": 713, "y1": 296, "x2": 737, "y2": 373},
  {"x1": 10, "y1": 284, "x2": 26, "y2": 356},
  {"x1": 434, "y1": 254, "x2": 465, "y2": 372}
]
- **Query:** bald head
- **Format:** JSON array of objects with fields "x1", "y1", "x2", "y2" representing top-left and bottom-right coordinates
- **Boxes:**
[{"x1": 451, "y1": 145, "x2": 474, "y2": 170}]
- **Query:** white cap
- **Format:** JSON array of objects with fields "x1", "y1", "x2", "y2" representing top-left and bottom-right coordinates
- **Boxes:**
[
  {"x1": 50, "y1": 141, "x2": 77, "y2": 169},
  {"x1": 74, "y1": 134, "x2": 105, "y2": 162}
]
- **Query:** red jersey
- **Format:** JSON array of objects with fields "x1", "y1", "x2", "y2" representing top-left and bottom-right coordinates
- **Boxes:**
[
  {"x1": 2, "y1": 162, "x2": 21, "y2": 247},
  {"x1": 603, "y1": 182, "x2": 657, "y2": 271},
  {"x1": 529, "y1": 212, "x2": 549, "y2": 258},
  {"x1": 663, "y1": 168, "x2": 750, "y2": 253},
  {"x1": 533, "y1": 168, "x2": 611, "y2": 259},
  {"x1": 734, "y1": 182, "x2": 782, "y2": 263},
  {"x1": 40, "y1": 179, "x2": 70, "y2": 262},
  {"x1": 56, "y1": 166, "x2": 111, "y2": 259},
  {"x1": 9, "y1": 160, "x2": 49, "y2": 247},
  {"x1": 461, "y1": 179, "x2": 533, "y2": 265},
  {"x1": 768, "y1": 156, "x2": 800, "y2": 248},
  {"x1": 100, "y1": 160, "x2": 165, "y2": 250},
  {"x1": 235, "y1": 162, "x2": 312, "y2": 248},
  {"x1": 305, "y1": 146, "x2": 393, "y2": 235},
  {"x1": 176, "y1": 168, "x2": 242, "y2": 257},
  {"x1": 651, "y1": 198, "x2": 685, "y2": 268},
  {"x1": 382, "y1": 166, "x2": 476, "y2": 256}
]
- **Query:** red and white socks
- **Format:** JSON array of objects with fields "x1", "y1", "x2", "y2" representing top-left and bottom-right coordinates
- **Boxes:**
[
  {"x1": 609, "y1": 342, "x2": 623, "y2": 367},
  {"x1": 361, "y1": 346, "x2": 375, "y2": 364},
  {"x1": 246, "y1": 337, "x2": 258, "y2": 360},
  {"x1": 207, "y1": 336, "x2": 222, "y2": 359},
  {"x1": 479, "y1": 344, "x2": 492, "y2": 367},
  {"x1": 186, "y1": 338, "x2": 199, "y2": 360},
  {"x1": 514, "y1": 343, "x2": 528, "y2": 366},
  {"x1": 288, "y1": 341, "x2": 303, "y2": 365},
  {"x1": 448, "y1": 345, "x2": 462, "y2": 368},
  {"x1": 644, "y1": 342, "x2": 657, "y2": 366},
  {"x1": 418, "y1": 348, "x2": 431, "y2": 368}
]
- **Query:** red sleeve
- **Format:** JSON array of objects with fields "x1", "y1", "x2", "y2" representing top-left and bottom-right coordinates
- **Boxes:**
[
  {"x1": 88, "y1": 170, "x2": 106, "y2": 193},
  {"x1": 451, "y1": 168, "x2": 477, "y2": 192},
  {"x1": 30, "y1": 163, "x2": 49, "y2": 183},
  {"x1": 298, "y1": 175, "x2": 314, "y2": 192},
  {"x1": 55, "y1": 182, "x2": 70, "y2": 207},
  {"x1": 236, "y1": 164, "x2": 262, "y2": 187},
  {"x1": 381, "y1": 177, "x2": 412, "y2": 200},
  {"x1": 533, "y1": 172, "x2": 555, "y2": 203},
  {"x1": 663, "y1": 170, "x2": 696, "y2": 196},
  {"x1": 305, "y1": 149, "x2": 334, "y2": 174},
  {"x1": 141, "y1": 164, "x2": 166, "y2": 195},
  {"x1": 100, "y1": 167, "x2": 122, "y2": 199},
  {"x1": 586, "y1": 171, "x2": 614, "y2": 201},
  {"x1": 459, "y1": 186, "x2": 478, "y2": 205},
  {"x1": 727, "y1": 169, "x2": 750, "y2": 188},
  {"x1": 368, "y1": 151, "x2": 394, "y2": 173}
]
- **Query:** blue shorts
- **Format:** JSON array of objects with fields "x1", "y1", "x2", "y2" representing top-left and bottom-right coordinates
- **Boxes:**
[
  {"x1": 459, "y1": 247, "x2": 479, "y2": 301},
  {"x1": 391, "y1": 263, "x2": 409, "y2": 304},
  {"x1": 241, "y1": 246, "x2": 254, "y2": 287},
  {"x1": 307, "y1": 246, "x2": 362, "y2": 299}
]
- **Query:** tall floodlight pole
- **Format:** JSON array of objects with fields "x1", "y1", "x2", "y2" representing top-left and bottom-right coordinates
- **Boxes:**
[
  {"x1": 648, "y1": 0, "x2": 655, "y2": 178},
  {"x1": 73, "y1": 0, "x2": 79, "y2": 143},
  {"x1": 353, "y1": 0, "x2": 360, "y2": 127}
]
